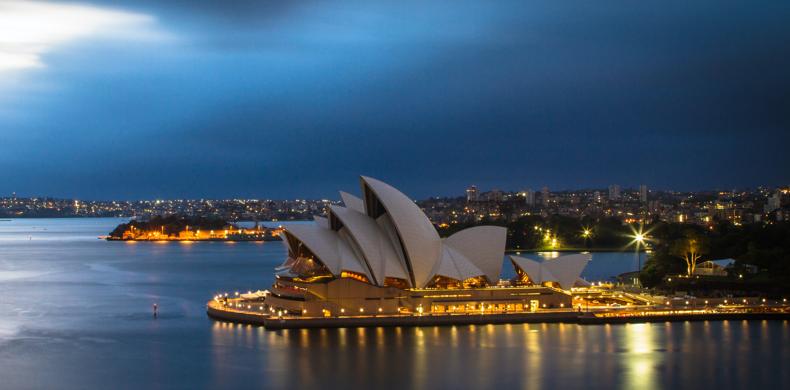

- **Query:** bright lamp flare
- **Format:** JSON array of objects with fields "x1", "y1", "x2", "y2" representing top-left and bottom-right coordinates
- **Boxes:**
[{"x1": 636, "y1": 234, "x2": 643, "y2": 241}]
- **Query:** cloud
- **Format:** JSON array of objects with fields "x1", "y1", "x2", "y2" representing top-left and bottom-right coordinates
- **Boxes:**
[{"x1": 0, "y1": 0, "x2": 159, "y2": 71}]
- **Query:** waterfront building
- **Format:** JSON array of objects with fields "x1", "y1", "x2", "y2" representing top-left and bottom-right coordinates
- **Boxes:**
[
  {"x1": 640, "y1": 185, "x2": 647, "y2": 203},
  {"x1": 693, "y1": 259, "x2": 734, "y2": 276},
  {"x1": 264, "y1": 177, "x2": 581, "y2": 316}
]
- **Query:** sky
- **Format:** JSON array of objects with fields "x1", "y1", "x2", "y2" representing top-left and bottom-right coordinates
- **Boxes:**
[{"x1": 1, "y1": 0, "x2": 788, "y2": 201}]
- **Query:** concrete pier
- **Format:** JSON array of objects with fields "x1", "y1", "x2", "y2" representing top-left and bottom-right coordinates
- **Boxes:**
[
  {"x1": 207, "y1": 300, "x2": 790, "y2": 329},
  {"x1": 207, "y1": 300, "x2": 579, "y2": 329}
]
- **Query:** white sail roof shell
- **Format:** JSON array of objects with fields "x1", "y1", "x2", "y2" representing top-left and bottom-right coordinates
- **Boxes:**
[
  {"x1": 283, "y1": 224, "x2": 372, "y2": 281},
  {"x1": 313, "y1": 216, "x2": 329, "y2": 229},
  {"x1": 277, "y1": 177, "x2": 509, "y2": 290},
  {"x1": 376, "y1": 214, "x2": 411, "y2": 282},
  {"x1": 574, "y1": 277, "x2": 592, "y2": 287},
  {"x1": 328, "y1": 205, "x2": 408, "y2": 285},
  {"x1": 432, "y1": 245, "x2": 486, "y2": 281},
  {"x1": 336, "y1": 229, "x2": 373, "y2": 279},
  {"x1": 509, "y1": 254, "x2": 591, "y2": 290},
  {"x1": 509, "y1": 256, "x2": 544, "y2": 284},
  {"x1": 376, "y1": 221, "x2": 410, "y2": 281},
  {"x1": 361, "y1": 176, "x2": 443, "y2": 288},
  {"x1": 542, "y1": 253, "x2": 591, "y2": 291},
  {"x1": 444, "y1": 226, "x2": 507, "y2": 284},
  {"x1": 434, "y1": 246, "x2": 462, "y2": 280},
  {"x1": 339, "y1": 191, "x2": 365, "y2": 213},
  {"x1": 283, "y1": 224, "x2": 341, "y2": 275}
]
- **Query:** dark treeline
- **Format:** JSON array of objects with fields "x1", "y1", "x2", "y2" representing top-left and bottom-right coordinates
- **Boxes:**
[
  {"x1": 437, "y1": 215, "x2": 790, "y2": 290},
  {"x1": 109, "y1": 215, "x2": 229, "y2": 238},
  {"x1": 641, "y1": 221, "x2": 790, "y2": 291}
]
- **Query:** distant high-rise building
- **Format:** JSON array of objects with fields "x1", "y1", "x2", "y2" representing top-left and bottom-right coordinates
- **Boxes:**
[
  {"x1": 542, "y1": 186, "x2": 549, "y2": 207},
  {"x1": 466, "y1": 185, "x2": 479, "y2": 204},
  {"x1": 491, "y1": 189, "x2": 502, "y2": 202},
  {"x1": 766, "y1": 194, "x2": 781, "y2": 213},
  {"x1": 609, "y1": 185, "x2": 620, "y2": 200},
  {"x1": 593, "y1": 191, "x2": 601, "y2": 203},
  {"x1": 523, "y1": 190, "x2": 535, "y2": 207},
  {"x1": 640, "y1": 185, "x2": 647, "y2": 203}
]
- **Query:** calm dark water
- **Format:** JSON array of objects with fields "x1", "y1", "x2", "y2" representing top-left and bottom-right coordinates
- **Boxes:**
[{"x1": 0, "y1": 219, "x2": 787, "y2": 390}]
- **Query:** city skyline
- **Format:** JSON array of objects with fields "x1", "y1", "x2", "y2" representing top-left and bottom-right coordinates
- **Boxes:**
[
  {"x1": 2, "y1": 181, "x2": 787, "y2": 203},
  {"x1": 2, "y1": 0, "x2": 789, "y2": 200}
]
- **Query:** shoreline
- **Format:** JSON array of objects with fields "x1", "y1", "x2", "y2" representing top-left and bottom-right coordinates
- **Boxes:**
[
  {"x1": 102, "y1": 237, "x2": 282, "y2": 242},
  {"x1": 207, "y1": 303, "x2": 790, "y2": 329},
  {"x1": 506, "y1": 248, "x2": 649, "y2": 253}
]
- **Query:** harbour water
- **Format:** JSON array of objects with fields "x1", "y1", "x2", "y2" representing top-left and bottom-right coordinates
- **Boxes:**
[{"x1": 1, "y1": 219, "x2": 788, "y2": 389}]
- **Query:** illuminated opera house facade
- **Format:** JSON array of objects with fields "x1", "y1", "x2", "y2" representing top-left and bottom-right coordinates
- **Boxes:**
[{"x1": 264, "y1": 176, "x2": 590, "y2": 316}]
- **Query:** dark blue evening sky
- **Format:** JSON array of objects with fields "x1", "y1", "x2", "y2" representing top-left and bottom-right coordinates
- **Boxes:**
[{"x1": 1, "y1": 0, "x2": 788, "y2": 200}]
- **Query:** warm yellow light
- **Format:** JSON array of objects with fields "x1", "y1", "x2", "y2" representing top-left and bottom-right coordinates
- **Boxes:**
[{"x1": 636, "y1": 234, "x2": 643, "y2": 241}]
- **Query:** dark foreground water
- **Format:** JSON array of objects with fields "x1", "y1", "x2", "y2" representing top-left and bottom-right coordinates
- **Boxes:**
[{"x1": 1, "y1": 219, "x2": 788, "y2": 390}]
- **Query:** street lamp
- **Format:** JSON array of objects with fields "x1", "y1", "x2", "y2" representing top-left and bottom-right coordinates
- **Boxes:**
[{"x1": 636, "y1": 234, "x2": 644, "y2": 286}]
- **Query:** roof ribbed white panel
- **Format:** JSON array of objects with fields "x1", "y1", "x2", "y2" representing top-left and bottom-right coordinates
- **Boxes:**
[
  {"x1": 361, "y1": 176, "x2": 442, "y2": 288},
  {"x1": 328, "y1": 205, "x2": 391, "y2": 285},
  {"x1": 574, "y1": 277, "x2": 592, "y2": 287},
  {"x1": 377, "y1": 226, "x2": 410, "y2": 281},
  {"x1": 337, "y1": 228, "x2": 373, "y2": 280},
  {"x1": 283, "y1": 225, "x2": 341, "y2": 275},
  {"x1": 444, "y1": 226, "x2": 508, "y2": 284},
  {"x1": 434, "y1": 246, "x2": 462, "y2": 280},
  {"x1": 541, "y1": 267, "x2": 558, "y2": 285},
  {"x1": 313, "y1": 216, "x2": 329, "y2": 229},
  {"x1": 339, "y1": 191, "x2": 365, "y2": 213},
  {"x1": 542, "y1": 254, "x2": 591, "y2": 290},
  {"x1": 376, "y1": 214, "x2": 410, "y2": 280},
  {"x1": 509, "y1": 256, "x2": 544, "y2": 284},
  {"x1": 445, "y1": 245, "x2": 485, "y2": 280},
  {"x1": 279, "y1": 232, "x2": 291, "y2": 251}
]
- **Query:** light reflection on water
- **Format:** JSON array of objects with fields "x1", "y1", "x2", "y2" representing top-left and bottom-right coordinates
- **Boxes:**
[
  {"x1": 0, "y1": 219, "x2": 788, "y2": 389},
  {"x1": 205, "y1": 319, "x2": 789, "y2": 390}
]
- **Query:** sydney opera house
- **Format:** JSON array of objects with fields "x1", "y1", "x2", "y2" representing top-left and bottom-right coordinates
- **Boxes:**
[{"x1": 263, "y1": 176, "x2": 590, "y2": 317}]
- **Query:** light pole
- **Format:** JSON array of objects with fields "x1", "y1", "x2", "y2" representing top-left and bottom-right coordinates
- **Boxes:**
[{"x1": 636, "y1": 234, "x2": 644, "y2": 287}]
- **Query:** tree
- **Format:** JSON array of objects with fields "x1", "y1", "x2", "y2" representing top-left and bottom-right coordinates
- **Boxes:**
[
  {"x1": 670, "y1": 229, "x2": 711, "y2": 276},
  {"x1": 640, "y1": 246, "x2": 686, "y2": 288}
]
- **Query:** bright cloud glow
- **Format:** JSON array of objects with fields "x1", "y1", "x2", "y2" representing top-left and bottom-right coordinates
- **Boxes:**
[{"x1": 0, "y1": 1, "x2": 157, "y2": 71}]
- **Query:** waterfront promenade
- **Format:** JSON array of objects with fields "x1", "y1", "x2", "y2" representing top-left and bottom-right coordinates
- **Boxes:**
[{"x1": 206, "y1": 297, "x2": 790, "y2": 329}]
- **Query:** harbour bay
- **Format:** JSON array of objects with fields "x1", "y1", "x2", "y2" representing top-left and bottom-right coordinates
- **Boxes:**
[{"x1": 1, "y1": 218, "x2": 787, "y2": 389}]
